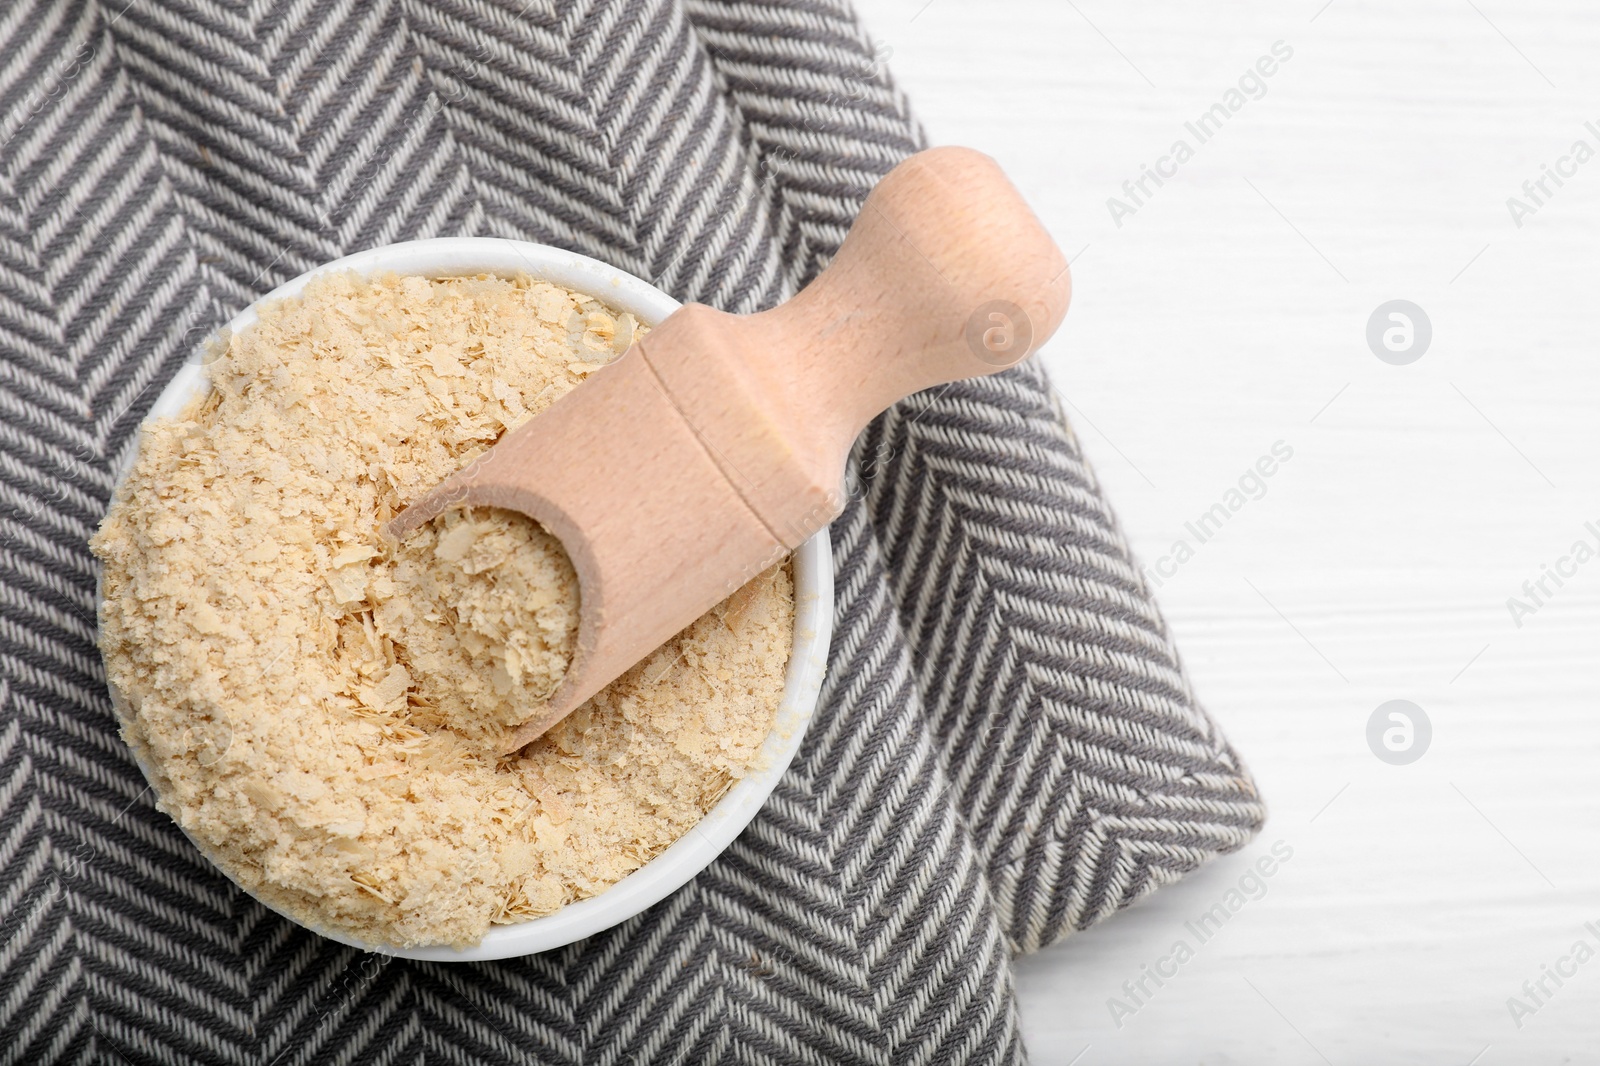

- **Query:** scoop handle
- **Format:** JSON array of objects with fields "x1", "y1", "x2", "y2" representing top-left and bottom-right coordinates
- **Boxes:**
[
  {"x1": 640, "y1": 146, "x2": 1073, "y2": 545},
  {"x1": 760, "y1": 145, "x2": 1072, "y2": 441}
]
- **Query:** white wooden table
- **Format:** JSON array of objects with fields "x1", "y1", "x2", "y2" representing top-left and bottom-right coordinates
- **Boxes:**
[{"x1": 853, "y1": 0, "x2": 1600, "y2": 1060}]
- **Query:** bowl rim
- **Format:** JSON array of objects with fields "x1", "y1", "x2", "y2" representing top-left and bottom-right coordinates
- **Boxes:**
[{"x1": 103, "y1": 236, "x2": 833, "y2": 962}]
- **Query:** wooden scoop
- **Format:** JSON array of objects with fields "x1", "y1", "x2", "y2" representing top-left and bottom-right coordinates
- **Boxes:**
[{"x1": 389, "y1": 146, "x2": 1071, "y2": 753}]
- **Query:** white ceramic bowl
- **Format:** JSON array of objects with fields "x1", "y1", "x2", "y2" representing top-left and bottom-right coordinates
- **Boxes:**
[{"x1": 103, "y1": 238, "x2": 832, "y2": 961}]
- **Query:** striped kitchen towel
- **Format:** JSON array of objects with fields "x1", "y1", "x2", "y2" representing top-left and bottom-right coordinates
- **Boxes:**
[{"x1": 0, "y1": 0, "x2": 1265, "y2": 1061}]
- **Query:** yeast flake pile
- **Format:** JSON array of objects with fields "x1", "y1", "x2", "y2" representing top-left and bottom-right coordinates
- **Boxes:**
[{"x1": 92, "y1": 272, "x2": 794, "y2": 948}]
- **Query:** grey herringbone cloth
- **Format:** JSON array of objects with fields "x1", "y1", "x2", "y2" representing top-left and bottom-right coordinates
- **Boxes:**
[{"x1": 0, "y1": 1, "x2": 1266, "y2": 1062}]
